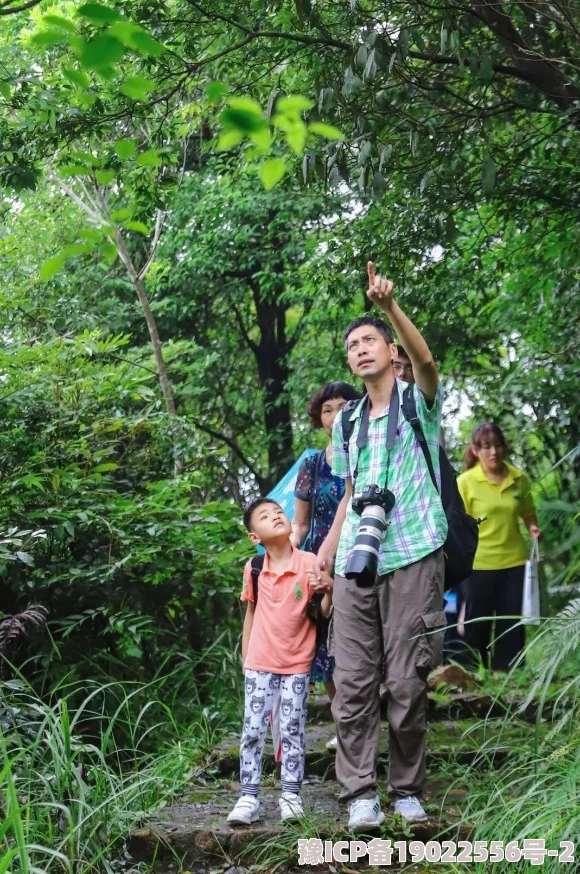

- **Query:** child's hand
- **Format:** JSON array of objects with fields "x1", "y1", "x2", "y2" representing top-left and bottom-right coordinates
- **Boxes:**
[{"x1": 308, "y1": 569, "x2": 333, "y2": 593}]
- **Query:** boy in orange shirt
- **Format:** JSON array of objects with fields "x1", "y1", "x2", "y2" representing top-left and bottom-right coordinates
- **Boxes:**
[{"x1": 227, "y1": 498, "x2": 333, "y2": 826}]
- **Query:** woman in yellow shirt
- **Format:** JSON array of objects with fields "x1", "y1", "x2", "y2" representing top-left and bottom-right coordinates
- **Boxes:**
[{"x1": 457, "y1": 423, "x2": 540, "y2": 671}]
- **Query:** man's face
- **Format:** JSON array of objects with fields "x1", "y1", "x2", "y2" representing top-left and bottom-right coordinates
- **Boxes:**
[
  {"x1": 345, "y1": 325, "x2": 396, "y2": 381},
  {"x1": 393, "y1": 354, "x2": 415, "y2": 383},
  {"x1": 248, "y1": 502, "x2": 291, "y2": 546}
]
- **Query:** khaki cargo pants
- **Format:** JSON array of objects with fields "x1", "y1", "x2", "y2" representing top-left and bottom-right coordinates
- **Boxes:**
[{"x1": 331, "y1": 548, "x2": 445, "y2": 801}]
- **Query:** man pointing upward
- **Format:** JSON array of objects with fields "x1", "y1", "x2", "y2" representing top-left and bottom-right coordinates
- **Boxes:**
[{"x1": 317, "y1": 262, "x2": 448, "y2": 830}]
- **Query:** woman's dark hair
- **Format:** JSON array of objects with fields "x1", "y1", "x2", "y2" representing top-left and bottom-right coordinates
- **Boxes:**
[
  {"x1": 464, "y1": 422, "x2": 508, "y2": 469},
  {"x1": 308, "y1": 381, "x2": 361, "y2": 429}
]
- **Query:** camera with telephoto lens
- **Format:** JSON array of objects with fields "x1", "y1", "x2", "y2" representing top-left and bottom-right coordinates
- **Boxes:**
[{"x1": 345, "y1": 485, "x2": 396, "y2": 588}]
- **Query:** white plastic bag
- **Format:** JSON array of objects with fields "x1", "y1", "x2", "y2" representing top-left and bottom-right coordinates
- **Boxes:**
[{"x1": 521, "y1": 537, "x2": 541, "y2": 626}]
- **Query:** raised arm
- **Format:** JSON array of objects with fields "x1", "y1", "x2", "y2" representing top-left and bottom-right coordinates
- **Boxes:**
[{"x1": 367, "y1": 261, "x2": 438, "y2": 402}]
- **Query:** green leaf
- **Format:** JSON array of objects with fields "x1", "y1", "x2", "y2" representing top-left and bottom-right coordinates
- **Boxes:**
[
  {"x1": 220, "y1": 99, "x2": 266, "y2": 134},
  {"x1": 80, "y1": 35, "x2": 125, "y2": 69},
  {"x1": 101, "y1": 241, "x2": 118, "y2": 263},
  {"x1": 30, "y1": 30, "x2": 65, "y2": 48},
  {"x1": 95, "y1": 169, "x2": 115, "y2": 185},
  {"x1": 131, "y1": 30, "x2": 165, "y2": 57},
  {"x1": 69, "y1": 150, "x2": 100, "y2": 167},
  {"x1": 114, "y1": 139, "x2": 137, "y2": 160},
  {"x1": 93, "y1": 462, "x2": 119, "y2": 472},
  {"x1": 39, "y1": 255, "x2": 66, "y2": 281},
  {"x1": 286, "y1": 123, "x2": 307, "y2": 155},
  {"x1": 77, "y1": 3, "x2": 123, "y2": 23},
  {"x1": 260, "y1": 158, "x2": 286, "y2": 191},
  {"x1": 207, "y1": 81, "x2": 228, "y2": 103},
  {"x1": 62, "y1": 67, "x2": 91, "y2": 88},
  {"x1": 309, "y1": 122, "x2": 344, "y2": 141},
  {"x1": 276, "y1": 95, "x2": 313, "y2": 115},
  {"x1": 62, "y1": 243, "x2": 94, "y2": 257},
  {"x1": 120, "y1": 75, "x2": 155, "y2": 100},
  {"x1": 135, "y1": 149, "x2": 162, "y2": 167},
  {"x1": 122, "y1": 220, "x2": 150, "y2": 234},
  {"x1": 482, "y1": 157, "x2": 496, "y2": 194},
  {"x1": 59, "y1": 165, "x2": 92, "y2": 178},
  {"x1": 43, "y1": 14, "x2": 77, "y2": 33},
  {"x1": 217, "y1": 130, "x2": 243, "y2": 151},
  {"x1": 0, "y1": 82, "x2": 10, "y2": 99},
  {"x1": 372, "y1": 169, "x2": 387, "y2": 198},
  {"x1": 110, "y1": 207, "x2": 133, "y2": 221},
  {"x1": 342, "y1": 67, "x2": 362, "y2": 98},
  {"x1": 479, "y1": 53, "x2": 493, "y2": 84},
  {"x1": 16, "y1": 551, "x2": 34, "y2": 566},
  {"x1": 249, "y1": 128, "x2": 272, "y2": 151}
]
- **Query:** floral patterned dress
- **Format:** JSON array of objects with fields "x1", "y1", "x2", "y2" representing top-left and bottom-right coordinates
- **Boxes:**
[{"x1": 294, "y1": 450, "x2": 346, "y2": 682}]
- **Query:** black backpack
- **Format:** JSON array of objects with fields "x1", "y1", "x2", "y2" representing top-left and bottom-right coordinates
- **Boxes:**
[{"x1": 341, "y1": 388, "x2": 479, "y2": 590}]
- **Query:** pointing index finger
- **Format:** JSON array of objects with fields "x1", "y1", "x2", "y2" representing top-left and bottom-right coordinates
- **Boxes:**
[{"x1": 367, "y1": 261, "x2": 375, "y2": 286}]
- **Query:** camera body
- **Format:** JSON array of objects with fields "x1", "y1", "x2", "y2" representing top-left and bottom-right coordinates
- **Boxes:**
[
  {"x1": 351, "y1": 484, "x2": 396, "y2": 517},
  {"x1": 345, "y1": 485, "x2": 396, "y2": 588}
]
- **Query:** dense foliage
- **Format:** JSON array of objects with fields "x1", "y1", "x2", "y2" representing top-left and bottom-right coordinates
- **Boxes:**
[{"x1": 0, "y1": 1, "x2": 578, "y2": 870}]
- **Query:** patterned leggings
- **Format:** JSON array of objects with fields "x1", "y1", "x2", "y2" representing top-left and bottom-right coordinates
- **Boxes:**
[{"x1": 240, "y1": 669, "x2": 309, "y2": 796}]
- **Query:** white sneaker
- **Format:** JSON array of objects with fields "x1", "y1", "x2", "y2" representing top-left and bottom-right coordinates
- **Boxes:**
[
  {"x1": 325, "y1": 735, "x2": 338, "y2": 750},
  {"x1": 227, "y1": 794, "x2": 261, "y2": 826},
  {"x1": 392, "y1": 795, "x2": 428, "y2": 822},
  {"x1": 279, "y1": 791, "x2": 304, "y2": 822},
  {"x1": 348, "y1": 796, "x2": 385, "y2": 832}
]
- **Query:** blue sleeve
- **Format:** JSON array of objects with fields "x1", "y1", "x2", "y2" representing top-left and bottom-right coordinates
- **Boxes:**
[{"x1": 294, "y1": 455, "x2": 315, "y2": 501}]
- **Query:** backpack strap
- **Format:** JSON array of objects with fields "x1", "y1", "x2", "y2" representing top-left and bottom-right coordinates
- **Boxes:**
[
  {"x1": 341, "y1": 396, "x2": 366, "y2": 453},
  {"x1": 401, "y1": 385, "x2": 438, "y2": 494},
  {"x1": 250, "y1": 554, "x2": 264, "y2": 605}
]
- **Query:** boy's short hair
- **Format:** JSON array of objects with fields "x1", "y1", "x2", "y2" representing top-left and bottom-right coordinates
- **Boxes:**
[
  {"x1": 396, "y1": 344, "x2": 410, "y2": 359},
  {"x1": 307, "y1": 381, "x2": 361, "y2": 429},
  {"x1": 243, "y1": 497, "x2": 282, "y2": 532},
  {"x1": 343, "y1": 316, "x2": 394, "y2": 348}
]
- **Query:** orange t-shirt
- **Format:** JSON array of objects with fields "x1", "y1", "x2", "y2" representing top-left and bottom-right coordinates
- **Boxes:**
[{"x1": 241, "y1": 547, "x2": 317, "y2": 675}]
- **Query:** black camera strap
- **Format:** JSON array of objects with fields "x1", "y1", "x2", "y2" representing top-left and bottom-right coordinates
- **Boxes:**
[{"x1": 352, "y1": 380, "x2": 400, "y2": 488}]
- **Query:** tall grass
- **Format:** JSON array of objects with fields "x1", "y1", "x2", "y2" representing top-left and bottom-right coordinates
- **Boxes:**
[
  {"x1": 0, "y1": 649, "x2": 240, "y2": 874},
  {"x1": 446, "y1": 597, "x2": 580, "y2": 872}
]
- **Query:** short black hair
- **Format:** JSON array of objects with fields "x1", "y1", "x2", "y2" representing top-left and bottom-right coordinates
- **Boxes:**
[
  {"x1": 396, "y1": 345, "x2": 410, "y2": 359},
  {"x1": 343, "y1": 316, "x2": 394, "y2": 348},
  {"x1": 307, "y1": 381, "x2": 361, "y2": 429},
  {"x1": 243, "y1": 497, "x2": 282, "y2": 532}
]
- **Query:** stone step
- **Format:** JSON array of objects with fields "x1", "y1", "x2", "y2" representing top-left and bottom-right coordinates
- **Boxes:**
[
  {"x1": 210, "y1": 717, "x2": 520, "y2": 781},
  {"x1": 129, "y1": 779, "x2": 470, "y2": 869},
  {"x1": 307, "y1": 690, "x2": 526, "y2": 724}
]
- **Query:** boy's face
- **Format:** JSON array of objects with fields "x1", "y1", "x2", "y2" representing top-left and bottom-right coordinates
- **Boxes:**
[
  {"x1": 345, "y1": 325, "x2": 396, "y2": 382},
  {"x1": 248, "y1": 502, "x2": 291, "y2": 546}
]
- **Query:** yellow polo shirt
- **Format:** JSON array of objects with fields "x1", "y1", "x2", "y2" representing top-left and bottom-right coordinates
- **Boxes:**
[{"x1": 457, "y1": 462, "x2": 535, "y2": 571}]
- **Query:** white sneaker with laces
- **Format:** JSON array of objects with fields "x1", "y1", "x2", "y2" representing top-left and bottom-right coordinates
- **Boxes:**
[
  {"x1": 392, "y1": 795, "x2": 428, "y2": 822},
  {"x1": 279, "y1": 791, "x2": 304, "y2": 822},
  {"x1": 325, "y1": 735, "x2": 338, "y2": 750},
  {"x1": 348, "y1": 795, "x2": 385, "y2": 831},
  {"x1": 227, "y1": 794, "x2": 261, "y2": 826}
]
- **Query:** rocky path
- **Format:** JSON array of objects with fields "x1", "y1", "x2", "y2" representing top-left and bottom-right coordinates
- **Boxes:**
[{"x1": 129, "y1": 669, "x2": 537, "y2": 871}]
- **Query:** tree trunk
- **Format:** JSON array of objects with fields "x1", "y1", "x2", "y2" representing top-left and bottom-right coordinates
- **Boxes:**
[
  {"x1": 252, "y1": 281, "x2": 294, "y2": 489},
  {"x1": 114, "y1": 230, "x2": 183, "y2": 474}
]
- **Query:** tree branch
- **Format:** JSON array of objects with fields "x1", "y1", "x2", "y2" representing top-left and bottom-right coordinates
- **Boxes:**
[
  {"x1": 188, "y1": 417, "x2": 265, "y2": 485},
  {"x1": 138, "y1": 210, "x2": 165, "y2": 280},
  {"x1": 0, "y1": 0, "x2": 43, "y2": 14}
]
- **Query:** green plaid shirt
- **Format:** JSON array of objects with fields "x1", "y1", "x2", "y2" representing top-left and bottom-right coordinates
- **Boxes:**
[{"x1": 332, "y1": 380, "x2": 448, "y2": 577}]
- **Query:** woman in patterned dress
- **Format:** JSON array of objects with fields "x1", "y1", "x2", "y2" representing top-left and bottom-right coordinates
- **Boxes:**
[{"x1": 291, "y1": 381, "x2": 361, "y2": 749}]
